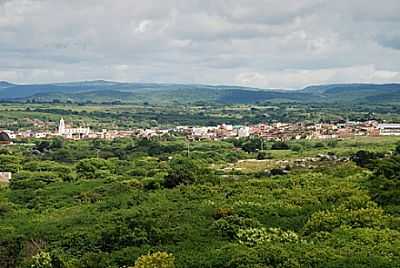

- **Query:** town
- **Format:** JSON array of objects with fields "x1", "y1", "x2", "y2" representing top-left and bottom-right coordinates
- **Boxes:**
[{"x1": 1, "y1": 118, "x2": 400, "y2": 144}]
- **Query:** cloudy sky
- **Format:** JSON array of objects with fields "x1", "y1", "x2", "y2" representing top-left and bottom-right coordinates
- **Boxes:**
[{"x1": 0, "y1": 0, "x2": 400, "y2": 88}]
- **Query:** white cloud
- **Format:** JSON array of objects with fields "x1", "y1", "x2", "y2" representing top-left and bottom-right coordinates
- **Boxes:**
[
  {"x1": 134, "y1": 20, "x2": 153, "y2": 33},
  {"x1": 235, "y1": 65, "x2": 400, "y2": 89},
  {"x1": 0, "y1": 0, "x2": 399, "y2": 88}
]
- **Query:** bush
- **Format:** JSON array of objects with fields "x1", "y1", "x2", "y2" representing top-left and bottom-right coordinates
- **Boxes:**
[
  {"x1": 164, "y1": 157, "x2": 209, "y2": 188},
  {"x1": 256, "y1": 151, "x2": 272, "y2": 160},
  {"x1": 351, "y1": 150, "x2": 384, "y2": 168},
  {"x1": 213, "y1": 215, "x2": 262, "y2": 239},
  {"x1": 0, "y1": 155, "x2": 22, "y2": 173},
  {"x1": 270, "y1": 168, "x2": 289, "y2": 176},
  {"x1": 76, "y1": 158, "x2": 113, "y2": 179},
  {"x1": 303, "y1": 207, "x2": 386, "y2": 235},
  {"x1": 327, "y1": 140, "x2": 338, "y2": 148},
  {"x1": 30, "y1": 251, "x2": 52, "y2": 268},
  {"x1": 271, "y1": 142, "x2": 289, "y2": 150},
  {"x1": 237, "y1": 227, "x2": 300, "y2": 246},
  {"x1": 10, "y1": 171, "x2": 62, "y2": 190},
  {"x1": 213, "y1": 207, "x2": 234, "y2": 220},
  {"x1": 367, "y1": 156, "x2": 400, "y2": 206},
  {"x1": 314, "y1": 142, "x2": 326, "y2": 148},
  {"x1": 132, "y1": 252, "x2": 175, "y2": 268},
  {"x1": 143, "y1": 178, "x2": 163, "y2": 190},
  {"x1": 290, "y1": 144, "x2": 303, "y2": 152}
]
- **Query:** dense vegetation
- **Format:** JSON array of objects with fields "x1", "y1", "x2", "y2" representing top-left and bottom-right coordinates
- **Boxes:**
[{"x1": 1, "y1": 135, "x2": 400, "y2": 267}]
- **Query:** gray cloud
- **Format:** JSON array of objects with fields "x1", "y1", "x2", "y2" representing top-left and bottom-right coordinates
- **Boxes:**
[{"x1": 0, "y1": 0, "x2": 399, "y2": 88}]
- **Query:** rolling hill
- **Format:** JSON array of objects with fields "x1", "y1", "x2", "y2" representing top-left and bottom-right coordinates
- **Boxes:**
[{"x1": 0, "y1": 80, "x2": 399, "y2": 104}]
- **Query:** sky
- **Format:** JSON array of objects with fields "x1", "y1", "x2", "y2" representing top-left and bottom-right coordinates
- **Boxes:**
[{"x1": 0, "y1": 0, "x2": 400, "y2": 89}]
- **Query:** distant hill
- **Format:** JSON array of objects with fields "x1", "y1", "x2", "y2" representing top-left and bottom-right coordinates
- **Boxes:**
[
  {"x1": 301, "y1": 83, "x2": 400, "y2": 103},
  {"x1": 0, "y1": 81, "x2": 15, "y2": 89},
  {"x1": 0, "y1": 80, "x2": 400, "y2": 104}
]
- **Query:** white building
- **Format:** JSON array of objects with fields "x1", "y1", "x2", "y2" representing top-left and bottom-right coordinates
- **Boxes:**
[
  {"x1": 192, "y1": 127, "x2": 209, "y2": 138},
  {"x1": 192, "y1": 127, "x2": 217, "y2": 139},
  {"x1": 237, "y1": 126, "x2": 250, "y2": 138},
  {"x1": 378, "y1": 124, "x2": 400, "y2": 136},
  {"x1": 34, "y1": 132, "x2": 48, "y2": 138},
  {"x1": 0, "y1": 172, "x2": 11, "y2": 183},
  {"x1": 58, "y1": 118, "x2": 90, "y2": 139}
]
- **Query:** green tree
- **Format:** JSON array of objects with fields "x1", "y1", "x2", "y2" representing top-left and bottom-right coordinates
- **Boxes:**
[
  {"x1": 76, "y1": 158, "x2": 113, "y2": 179},
  {"x1": 164, "y1": 157, "x2": 208, "y2": 188},
  {"x1": 50, "y1": 137, "x2": 64, "y2": 150},
  {"x1": 0, "y1": 155, "x2": 22, "y2": 173},
  {"x1": 368, "y1": 156, "x2": 400, "y2": 206},
  {"x1": 351, "y1": 150, "x2": 384, "y2": 168},
  {"x1": 271, "y1": 141, "x2": 289, "y2": 150}
]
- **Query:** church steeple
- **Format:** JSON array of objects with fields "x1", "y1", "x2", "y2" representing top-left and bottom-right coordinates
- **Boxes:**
[{"x1": 59, "y1": 118, "x2": 65, "y2": 135}]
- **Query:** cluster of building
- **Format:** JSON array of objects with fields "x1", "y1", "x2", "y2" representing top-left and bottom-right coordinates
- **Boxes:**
[
  {"x1": 178, "y1": 121, "x2": 400, "y2": 141},
  {"x1": 1, "y1": 119, "x2": 400, "y2": 144}
]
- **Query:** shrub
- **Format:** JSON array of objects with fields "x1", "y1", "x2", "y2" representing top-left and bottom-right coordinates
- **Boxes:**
[
  {"x1": 123, "y1": 179, "x2": 144, "y2": 189},
  {"x1": 10, "y1": 171, "x2": 62, "y2": 190},
  {"x1": 290, "y1": 144, "x2": 303, "y2": 152},
  {"x1": 367, "y1": 156, "x2": 400, "y2": 206},
  {"x1": 143, "y1": 178, "x2": 163, "y2": 190},
  {"x1": 164, "y1": 157, "x2": 209, "y2": 188},
  {"x1": 132, "y1": 251, "x2": 175, "y2": 268},
  {"x1": 76, "y1": 158, "x2": 113, "y2": 179},
  {"x1": 351, "y1": 150, "x2": 384, "y2": 168},
  {"x1": 270, "y1": 168, "x2": 289, "y2": 176},
  {"x1": 271, "y1": 142, "x2": 289, "y2": 150},
  {"x1": 30, "y1": 251, "x2": 52, "y2": 268},
  {"x1": 256, "y1": 151, "x2": 272, "y2": 160},
  {"x1": 327, "y1": 140, "x2": 338, "y2": 148},
  {"x1": 213, "y1": 215, "x2": 262, "y2": 239},
  {"x1": 314, "y1": 142, "x2": 326, "y2": 148},
  {"x1": 213, "y1": 207, "x2": 234, "y2": 220},
  {"x1": 237, "y1": 227, "x2": 300, "y2": 246},
  {"x1": 303, "y1": 207, "x2": 386, "y2": 235}
]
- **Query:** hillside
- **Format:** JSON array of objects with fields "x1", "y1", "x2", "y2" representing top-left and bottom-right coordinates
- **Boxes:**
[
  {"x1": 0, "y1": 81, "x2": 400, "y2": 104},
  {"x1": 301, "y1": 83, "x2": 400, "y2": 103},
  {"x1": 1, "y1": 137, "x2": 400, "y2": 267}
]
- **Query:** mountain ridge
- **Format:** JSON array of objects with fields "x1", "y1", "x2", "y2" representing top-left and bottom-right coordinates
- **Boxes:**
[{"x1": 1, "y1": 80, "x2": 400, "y2": 104}]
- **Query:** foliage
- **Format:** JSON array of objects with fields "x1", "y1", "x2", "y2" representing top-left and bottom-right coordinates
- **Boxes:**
[
  {"x1": 367, "y1": 156, "x2": 400, "y2": 208},
  {"x1": 132, "y1": 252, "x2": 175, "y2": 268},
  {"x1": 256, "y1": 151, "x2": 272, "y2": 160},
  {"x1": 237, "y1": 227, "x2": 300, "y2": 246},
  {"x1": 271, "y1": 141, "x2": 290, "y2": 150},
  {"x1": 76, "y1": 158, "x2": 113, "y2": 180},
  {"x1": 164, "y1": 157, "x2": 210, "y2": 188},
  {"x1": 351, "y1": 150, "x2": 384, "y2": 168},
  {"x1": 0, "y1": 137, "x2": 399, "y2": 267},
  {"x1": 30, "y1": 251, "x2": 52, "y2": 268}
]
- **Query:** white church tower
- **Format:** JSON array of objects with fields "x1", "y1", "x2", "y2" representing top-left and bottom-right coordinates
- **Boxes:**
[{"x1": 58, "y1": 118, "x2": 65, "y2": 135}]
